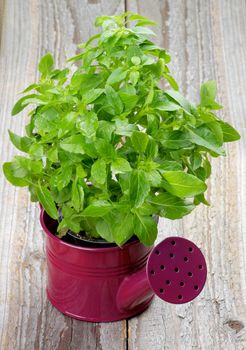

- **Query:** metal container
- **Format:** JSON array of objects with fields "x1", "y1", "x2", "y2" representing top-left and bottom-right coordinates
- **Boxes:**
[
  {"x1": 40, "y1": 207, "x2": 207, "y2": 322},
  {"x1": 40, "y1": 208, "x2": 154, "y2": 322}
]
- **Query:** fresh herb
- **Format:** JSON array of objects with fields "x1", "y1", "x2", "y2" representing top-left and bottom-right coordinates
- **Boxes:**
[{"x1": 3, "y1": 12, "x2": 240, "y2": 246}]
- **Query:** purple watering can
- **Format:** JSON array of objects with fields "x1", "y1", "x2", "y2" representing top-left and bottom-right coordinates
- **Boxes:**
[{"x1": 40, "y1": 209, "x2": 207, "y2": 322}]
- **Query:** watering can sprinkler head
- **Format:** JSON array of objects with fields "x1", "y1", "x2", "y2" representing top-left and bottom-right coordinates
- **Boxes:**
[
  {"x1": 117, "y1": 236, "x2": 207, "y2": 311},
  {"x1": 147, "y1": 236, "x2": 207, "y2": 304}
]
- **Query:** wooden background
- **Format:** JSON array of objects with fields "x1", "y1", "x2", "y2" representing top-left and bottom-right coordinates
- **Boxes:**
[{"x1": 0, "y1": 0, "x2": 245, "y2": 349}]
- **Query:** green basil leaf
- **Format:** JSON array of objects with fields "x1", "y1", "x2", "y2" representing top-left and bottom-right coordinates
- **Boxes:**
[
  {"x1": 129, "y1": 71, "x2": 140, "y2": 86},
  {"x1": 50, "y1": 167, "x2": 72, "y2": 191},
  {"x1": 161, "y1": 171, "x2": 207, "y2": 198},
  {"x1": 58, "y1": 214, "x2": 81, "y2": 234},
  {"x1": 11, "y1": 94, "x2": 46, "y2": 116},
  {"x1": 36, "y1": 185, "x2": 58, "y2": 220},
  {"x1": 153, "y1": 98, "x2": 180, "y2": 111},
  {"x1": 133, "y1": 203, "x2": 157, "y2": 216},
  {"x1": 11, "y1": 156, "x2": 43, "y2": 177},
  {"x1": 134, "y1": 215, "x2": 157, "y2": 246},
  {"x1": 34, "y1": 107, "x2": 59, "y2": 134},
  {"x1": 131, "y1": 130, "x2": 149, "y2": 153},
  {"x1": 219, "y1": 121, "x2": 241, "y2": 142},
  {"x1": 118, "y1": 92, "x2": 138, "y2": 112},
  {"x1": 163, "y1": 72, "x2": 179, "y2": 91},
  {"x1": 82, "y1": 141, "x2": 97, "y2": 158},
  {"x1": 29, "y1": 143, "x2": 44, "y2": 158},
  {"x1": 107, "y1": 67, "x2": 127, "y2": 85},
  {"x1": 201, "y1": 80, "x2": 216, "y2": 102},
  {"x1": 207, "y1": 121, "x2": 223, "y2": 145},
  {"x1": 83, "y1": 88, "x2": 104, "y2": 104},
  {"x1": 76, "y1": 164, "x2": 87, "y2": 178},
  {"x1": 82, "y1": 204, "x2": 112, "y2": 217},
  {"x1": 77, "y1": 74, "x2": 104, "y2": 94},
  {"x1": 187, "y1": 127, "x2": 225, "y2": 155},
  {"x1": 96, "y1": 219, "x2": 114, "y2": 242},
  {"x1": 91, "y1": 159, "x2": 107, "y2": 184},
  {"x1": 146, "y1": 114, "x2": 159, "y2": 135},
  {"x1": 127, "y1": 14, "x2": 157, "y2": 26},
  {"x1": 148, "y1": 193, "x2": 195, "y2": 219},
  {"x1": 77, "y1": 112, "x2": 98, "y2": 138},
  {"x1": 165, "y1": 90, "x2": 193, "y2": 113},
  {"x1": 157, "y1": 130, "x2": 191, "y2": 149},
  {"x1": 38, "y1": 53, "x2": 54, "y2": 78},
  {"x1": 115, "y1": 118, "x2": 137, "y2": 136},
  {"x1": 131, "y1": 56, "x2": 141, "y2": 65},
  {"x1": 60, "y1": 135, "x2": 85, "y2": 154},
  {"x1": 11, "y1": 160, "x2": 28, "y2": 178},
  {"x1": 129, "y1": 169, "x2": 150, "y2": 207},
  {"x1": 8, "y1": 130, "x2": 32, "y2": 152},
  {"x1": 52, "y1": 186, "x2": 72, "y2": 203},
  {"x1": 203, "y1": 157, "x2": 212, "y2": 178},
  {"x1": 190, "y1": 153, "x2": 202, "y2": 171},
  {"x1": 3, "y1": 162, "x2": 30, "y2": 187},
  {"x1": 105, "y1": 85, "x2": 123, "y2": 115},
  {"x1": 113, "y1": 210, "x2": 134, "y2": 246},
  {"x1": 200, "y1": 80, "x2": 222, "y2": 109},
  {"x1": 146, "y1": 170, "x2": 162, "y2": 186},
  {"x1": 94, "y1": 138, "x2": 116, "y2": 160},
  {"x1": 111, "y1": 158, "x2": 132, "y2": 174},
  {"x1": 51, "y1": 68, "x2": 69, "y2": 81},
  {"x1": 144, "y1": 81, "x2": 154, "y2": 106},
  {"x1": 58, "y1": 112, "x2": 78, "y2": 138},
  {"x1": 72, "y1": 183, "x2": 84, "y2": 212},
  {"x1": 145, "y1": 138, "x2": 158, "y2": 159},
  {"x1": 131, "y1": 26, "x2": 156, "y2": 36},
  {"x1": 194, "y1": 193, "x2": 210, "y2": 206},
  {"x1": 96, "y1": 120, "x2": 115, "y2": 141},
  {"x1": 21, "y1": 83, "x2": 39, "y2": 93},
  {"x1": 158, "y1": 160, "x2": 183, "y2": 172},
  {"x1": 126, "y1": 44, "x2": 143, "y2": 64},
  {"x1": 47, "y1": 147, "x2": 58, "y2": 163}
]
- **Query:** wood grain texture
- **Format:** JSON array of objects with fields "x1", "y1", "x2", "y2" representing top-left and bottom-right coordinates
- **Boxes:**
[
  {"x1": 0, "y1": 1, "x2": 245, "y2": 350},
  {"x1": 127, "y1": 0, "x2": 246, "y2": 349},
  {"x1": 0, "y1": 1, "x2": 126, "y2": 350}
]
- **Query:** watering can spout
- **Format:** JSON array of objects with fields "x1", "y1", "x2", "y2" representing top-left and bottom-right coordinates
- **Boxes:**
[
  {"x1": 117, "y1": 237, "x2": 207, "y2": 312},
  {"x1": 116, "y1": 267, "x2": 153, "y2": 311}
]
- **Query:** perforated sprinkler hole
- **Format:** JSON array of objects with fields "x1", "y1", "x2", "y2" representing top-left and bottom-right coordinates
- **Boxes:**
[
  {"x1": 178, "y1": 295, "x2": 183, "y2": 300},
  {"x1": 180, "y1": 281, "x2": 185, "y2": 287},
  {"x1": 160, "y1": 265, "x2": 165, "y2": 270},
  {"x1": 150, "y1": 269, "x2": 155, "y2": 275},
  {"x1": 160, "y1": 288, "x2": 164, "y2": 293},
  {"x1": 166, "y1": 280, "x2": 171, "y2": 285},
  {"x1": 194, "y1": 285, "x2": 199, "y2": 290},
  {"x1": 184, "y1": 256, "x2": 189, "y2": 262},
  {"x1": 174, "y1": 267, "x2": 179, "y2": 273},
  {"x1": 155, "y1": 250, "x2": 160, "y2": 255},
  {"x1": 198, "y1": 264, "x2": 203, "y2": 270},
  {"x1": 188, "y1": 247, "x2": 193, "y2": 252},
  {"x1": 188, "y1": 272, "x2": 193, "y2": 277},
  {"x1": 169, "y1": 253, "x2": 175, "y2": 258},
  {"x1": 171, "y1": 240, "x2": 176, "y2": 246}
]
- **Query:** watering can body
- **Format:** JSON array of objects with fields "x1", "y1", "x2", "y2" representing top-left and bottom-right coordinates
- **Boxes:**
[
  {"x1": 40, "y1": 209, "x2": 207, "y2": 322},
  {"x1": 41, "y1": 209, "x2": 154, "y2": 322}
]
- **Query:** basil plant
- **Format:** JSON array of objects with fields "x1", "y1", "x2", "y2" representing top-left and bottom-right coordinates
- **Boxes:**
[{"x1": 3, "y1": 13, "x2": 240, "y2": 246}]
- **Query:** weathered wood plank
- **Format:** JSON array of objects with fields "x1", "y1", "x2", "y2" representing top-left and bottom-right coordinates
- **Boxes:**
[
  {"x1": 127, "y1": 0, "x2": 246, "y2": 349},
  {"x1": 0, "y1": 1, "x2": 126, "y2": 350}
]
